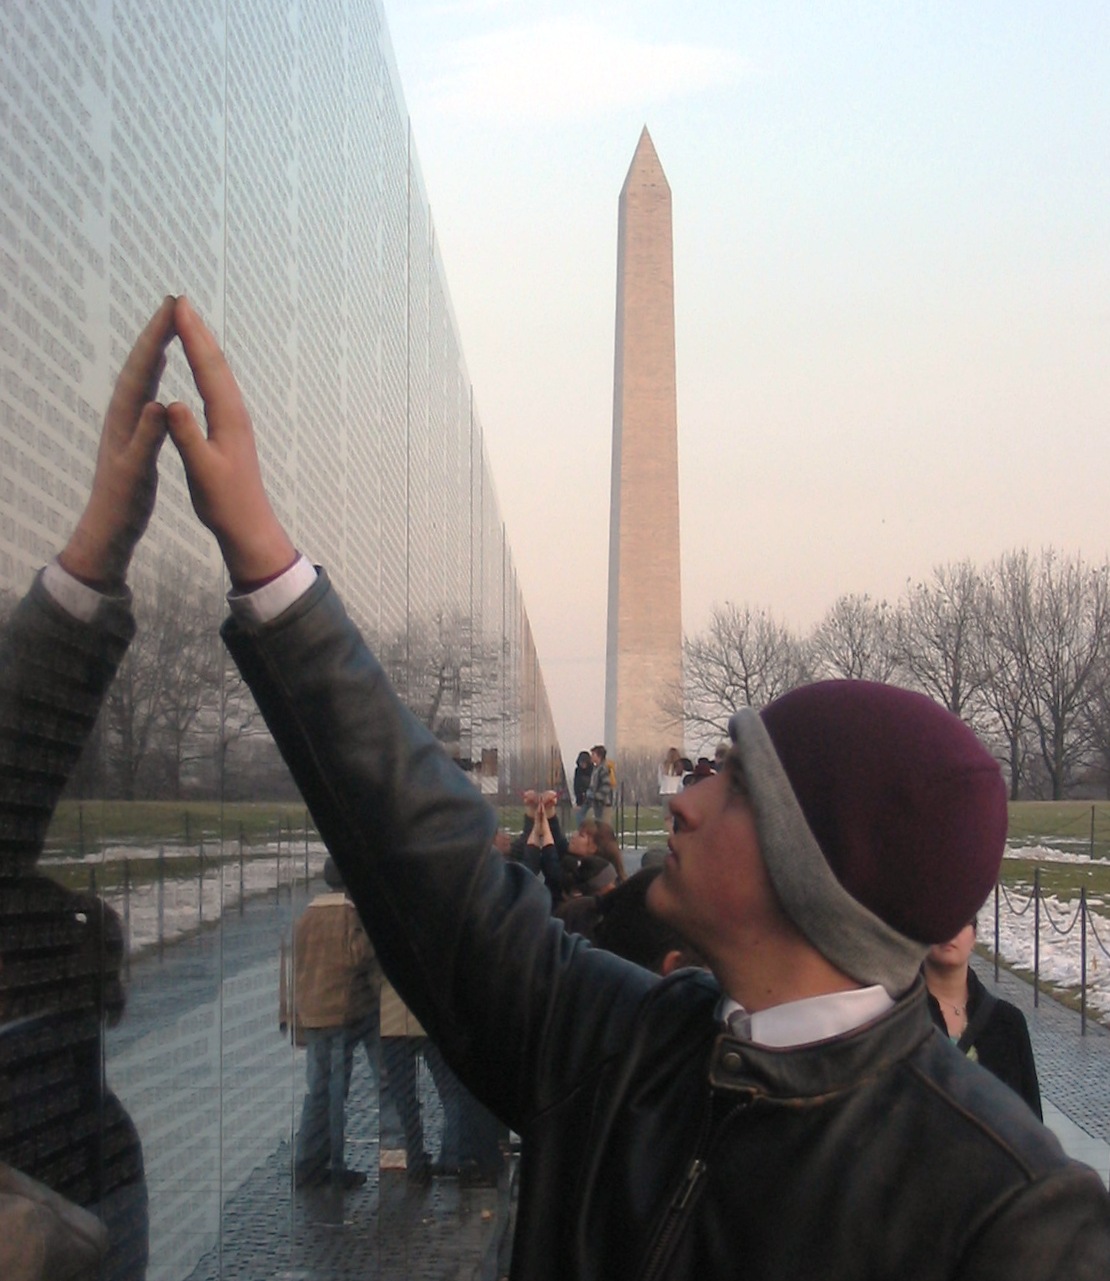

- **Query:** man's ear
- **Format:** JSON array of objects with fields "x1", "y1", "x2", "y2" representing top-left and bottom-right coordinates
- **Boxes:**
[{"x1": 659, "y1": 948, "x2": 704, "y2": 977}]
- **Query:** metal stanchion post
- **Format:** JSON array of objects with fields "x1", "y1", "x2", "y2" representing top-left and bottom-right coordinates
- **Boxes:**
[
  {"x1": 158, "y1": 846, "x2": 166, "y2": 960},
  {"x1": 239, "y1": 825, "x2": 245, "y2": 916},
  {"x1": 1033, "y1": 866, "x2": 1041, "y2": 1008},
  {"x1": 1080, "y1": 886, "x2": 1088, "y2": 1037},
  {"x1": 123, "y1": 858, "x2": 131, "y2": 982},
  {"x1": 993, "y1": 882, "x2": 1000, "y2": 983},
  {"x1": 198, "y1": 835, "x2": 205, "y2": 926}
]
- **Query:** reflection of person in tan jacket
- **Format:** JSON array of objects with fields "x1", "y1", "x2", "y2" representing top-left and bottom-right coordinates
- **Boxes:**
[
  {"x1": 281, "y1": 858, "x2": 381, "y2": 1189},
  {"x1": 378, "y1": 979, "x2": 505, "y2": 1186},
  {"x1": 377, "y1": 979, "x2": 428, "y2": 1176}
]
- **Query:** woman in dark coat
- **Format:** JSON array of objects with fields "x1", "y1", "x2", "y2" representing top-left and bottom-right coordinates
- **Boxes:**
[
  {"x1": 924, "y1": 917, "x2": 1042, "y2": 1119},
  {"x1": 572, "y1": 751, "x2": 592, "y2": 811}
]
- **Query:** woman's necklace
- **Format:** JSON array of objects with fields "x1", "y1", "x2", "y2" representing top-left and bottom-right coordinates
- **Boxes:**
[{"x1": 939, "y1": 996, "x2": 966, "y2": 1017}]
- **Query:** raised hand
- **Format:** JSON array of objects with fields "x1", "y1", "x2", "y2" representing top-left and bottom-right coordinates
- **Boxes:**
[
  {"x1": 529, "y1": 804, "x2": 551, "y2": 847},
  {"x1": 58, "y1": 297, "x2": 176, "y2": 588},
  {"x1": 165, "y1": 297, "x2": 296, "y2": 588}
]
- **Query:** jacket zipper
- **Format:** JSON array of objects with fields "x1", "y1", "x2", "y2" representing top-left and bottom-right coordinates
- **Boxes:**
[
  {"x1": 639, "y1": 1155, "x2": 708, "y2": 1281},
  {"x1": 638, "y1": 1089, "x2": 731, "y2": 1281}
]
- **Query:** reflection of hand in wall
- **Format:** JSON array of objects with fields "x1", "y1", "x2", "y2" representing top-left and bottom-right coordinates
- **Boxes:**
[
  {"x1": 530, "y1": 805, "x2": 551, "y2": 847},
  {"x1": 165, "y1": 296, "x2": 296, "y2": 588},
  {"x1": 57, "y1": 297, "x2": 176, "y2": 589}
]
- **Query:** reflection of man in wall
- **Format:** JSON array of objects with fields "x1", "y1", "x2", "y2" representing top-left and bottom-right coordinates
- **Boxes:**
[
  {"x1": 122, "y1": 297, "x2": 1110, "y2": 1279},
  {"x1": 0, "y1": 299, "x2": 180, "y2": 1280},
  {"x1": 282, "y1": 857, "x2": 380, "y2": 1189}
]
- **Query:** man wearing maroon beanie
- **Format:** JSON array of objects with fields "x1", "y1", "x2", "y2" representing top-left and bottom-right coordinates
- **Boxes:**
[{"x1": 163, "y1": 299, "x2": 1109, "y2": 1281}]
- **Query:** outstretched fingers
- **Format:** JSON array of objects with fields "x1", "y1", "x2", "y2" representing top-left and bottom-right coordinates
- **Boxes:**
[
  {"x1": 56, "y1": 300, "x2": 181, "y2": 585},
  {"x1": 103, "y1": 296, "x2": 176, "y2": 443},
  {"x1": 172, "y1": 296, "x2": 252, "y2": 444},
  {"x1": 166, "y1": 297, "x2": 296, "y2": 587}
]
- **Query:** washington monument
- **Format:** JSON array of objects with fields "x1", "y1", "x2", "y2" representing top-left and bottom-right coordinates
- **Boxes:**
[{"x1": 604, "y1": 127, "x2": 683, "y2": 763}]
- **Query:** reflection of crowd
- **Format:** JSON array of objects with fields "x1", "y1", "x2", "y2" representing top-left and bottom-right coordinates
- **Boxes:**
[{"x1": 2, "y1": 299, "x2": 1107, "y2": 1280}]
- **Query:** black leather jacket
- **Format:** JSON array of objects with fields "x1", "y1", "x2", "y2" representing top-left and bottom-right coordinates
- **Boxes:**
[
  {"x1": 1, "y1": 576, "x2": 148, "y2": 1279},
  {"x1": 225, "y1": 573, "x2": 1110, "y2": 1280}
]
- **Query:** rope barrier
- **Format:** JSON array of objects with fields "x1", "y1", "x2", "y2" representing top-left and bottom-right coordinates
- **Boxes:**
[
  {"x1": 1087, "y1": 909, "x2": 1110, "y2": 962},
  {"x1": 992, "y1": 870, "x2": 1110, "y2": 1034},
  {"x1": 1039, "y1": 894, "x2": 1082, "y2": 936},
  {"x1": 999, "y1": 881, "x2": 1035, "y2": 916}
]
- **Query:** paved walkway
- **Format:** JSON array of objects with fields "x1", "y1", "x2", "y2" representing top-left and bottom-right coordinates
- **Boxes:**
[
  {"x1": 108, "y1": 885, "x2": 518, "y2": 1281},
  {"x1": 971, "y1": 953, "x2": 1110, "y2": 1187},
  {"x1": 181, "y1": 1055, "x2": 516, "y2": 1281}
]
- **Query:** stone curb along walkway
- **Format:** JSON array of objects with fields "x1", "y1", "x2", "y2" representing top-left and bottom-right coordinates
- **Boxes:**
[{"x1": 971, "y1": 952, "x2": 1110, "y2": 1186}]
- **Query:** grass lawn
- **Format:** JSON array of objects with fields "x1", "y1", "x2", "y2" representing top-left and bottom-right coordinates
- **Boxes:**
[
  {"x1": 1006, "y1": 800, "x2": 1110, "y2": 859},
  {"x1": 47, "y1": 798, "x2": 316, "y2": 851},
  {"x1": 43, "y1": 799, "x2": 317, "y2": 892}
]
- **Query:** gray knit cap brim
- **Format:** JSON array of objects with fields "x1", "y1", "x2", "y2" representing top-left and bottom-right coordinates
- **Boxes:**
[{"x1": 728, "y1": 707, "x2": 926, "y2": 996}]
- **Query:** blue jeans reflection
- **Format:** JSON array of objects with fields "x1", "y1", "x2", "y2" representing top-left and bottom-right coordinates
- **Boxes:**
[{"x1": 295, "y1": 1027, "x2": 350, "y2": 1178}]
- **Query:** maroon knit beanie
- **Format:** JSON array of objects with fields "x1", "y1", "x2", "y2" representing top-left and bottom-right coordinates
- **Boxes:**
[{"x1": 759, "y1": 681, "x2": 1007, "y2": 944}]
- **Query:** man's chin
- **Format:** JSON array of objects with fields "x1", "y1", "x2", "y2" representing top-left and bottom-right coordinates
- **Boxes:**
[{"x1": 645, "y1": 872, "x2": 671, "y2": 922}]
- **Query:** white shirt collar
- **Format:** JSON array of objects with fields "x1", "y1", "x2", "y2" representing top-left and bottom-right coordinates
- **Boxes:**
[{"x1": 717, "y1": 986, "x2": 894, "y2": 1048}]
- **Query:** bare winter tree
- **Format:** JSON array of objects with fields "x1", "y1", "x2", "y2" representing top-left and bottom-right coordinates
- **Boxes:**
[
  {"x1": 102, "y1": 603, "x2": 172, "y2": 800},
  {"x1": 1080, "y1": 651, "x2": 1110, "y2": 798},
  {"x1": 810, "y1": 593, "x2": 899, "y2": 682},
  {"x1": 984, "y1": 549, "x2": 1110, "y2": 800},
  {"x1": 216, "y1": 664, "x2": 301, "y2": 801},
  {"x1": 101, "y1": 564, "x2": 225, "y2": 799},
  {"x1": 679, "y1": 602, "x2": 811, "y2": 750},
  {"x1": 155, "y1": 576, "x2": 224, "y2": 798},
  {"x1": 382, "y1": 610, "x2": 471, "y2": 746},
  {"x1": 977, "y1": 554, "x2": 1033, "y2": 800},
  {"x1": 894, "y1": 561, "x2": 988, "y2": 718}
]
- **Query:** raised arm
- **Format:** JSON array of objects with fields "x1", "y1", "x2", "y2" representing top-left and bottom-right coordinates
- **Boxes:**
[
  {"x1": 1, "y1": 298, "x2": 177, "y2": 874},
  {"x1": 164, "y1": 298, "x2": 658, "y2": 1131}
]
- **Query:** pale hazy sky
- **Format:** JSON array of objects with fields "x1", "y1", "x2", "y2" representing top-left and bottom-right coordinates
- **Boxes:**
[{"x1": 386, "y1": 1, "x2": 1110, "y2": 762}]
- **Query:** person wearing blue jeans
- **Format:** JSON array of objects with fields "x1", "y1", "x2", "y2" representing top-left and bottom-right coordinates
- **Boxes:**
[
  {"x1": 426, "y1": 1041, "x2": 504, "y2": 1186},
  {"x1": 283, "y1": 857, "x2": 380, "y2": 1189},
  {"x1": 297, "y1": 1027, "x2": 352, "y2": 1184}
]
